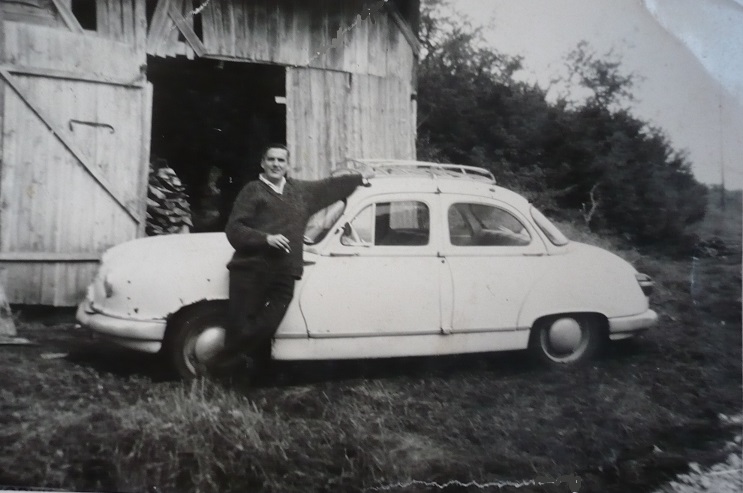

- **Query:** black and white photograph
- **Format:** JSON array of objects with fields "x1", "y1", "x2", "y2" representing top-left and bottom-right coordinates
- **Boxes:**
[{"x1": 0, "y1": 0, "x2": 740, "y2": 492}]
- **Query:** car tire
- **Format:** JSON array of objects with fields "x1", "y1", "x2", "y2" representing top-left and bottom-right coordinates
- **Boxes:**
[
  {"x1": 163, "y1": 301, "x2": 229, "y2": 380},
  {"x1": 528, "y1": 314, "x2": 607, "y2": 368}
]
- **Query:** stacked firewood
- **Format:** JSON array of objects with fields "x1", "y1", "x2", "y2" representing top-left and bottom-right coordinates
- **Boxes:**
[{"x1": 146, "y1": 162, "x2": 193, "y2": 236}]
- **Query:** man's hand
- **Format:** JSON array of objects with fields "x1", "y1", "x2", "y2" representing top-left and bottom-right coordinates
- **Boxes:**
[{"x1": 266, "y1": 234, "x2": 291, "y2": 253}]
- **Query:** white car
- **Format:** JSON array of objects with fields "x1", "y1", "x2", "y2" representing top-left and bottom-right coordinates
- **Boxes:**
[{"x1": 76, "y1": 160, "x2": 657, "y2": 379}]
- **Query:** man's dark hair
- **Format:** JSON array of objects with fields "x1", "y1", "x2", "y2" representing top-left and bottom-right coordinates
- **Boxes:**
[{"x1": 262, "y1": 144, "x2": 290, "y2": 160}]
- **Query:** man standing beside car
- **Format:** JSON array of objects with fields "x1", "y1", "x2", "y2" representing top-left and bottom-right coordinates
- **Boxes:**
[{"x1": 211, "y1": 144, "x2": 368, "y2": 373}]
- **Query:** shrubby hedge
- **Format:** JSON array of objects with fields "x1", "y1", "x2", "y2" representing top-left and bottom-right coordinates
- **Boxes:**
[{"x1": 417, "y1": 1, "x2": 707, "y2": 249}]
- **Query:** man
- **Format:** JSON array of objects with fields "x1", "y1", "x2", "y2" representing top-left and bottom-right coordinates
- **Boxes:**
[{"x1": 212, "y1": 144, "x2": 367, "y2": 373}]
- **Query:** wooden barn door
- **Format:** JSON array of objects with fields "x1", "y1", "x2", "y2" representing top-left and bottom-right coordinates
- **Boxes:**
[
  {"x1": 0, "y1": 22, "x2": 152, "y2": 305},
  {"x1": 286, "y1": 67, "x2": 415, "y2": 179}
]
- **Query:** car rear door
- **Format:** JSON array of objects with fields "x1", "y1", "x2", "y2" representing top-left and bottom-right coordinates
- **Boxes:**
[
  {"x1": 299, "y1": 193, "x2": 447, "y2": 338},
  {"x1": 440, "y1": 194, "x2": 548, "y2": 334}
]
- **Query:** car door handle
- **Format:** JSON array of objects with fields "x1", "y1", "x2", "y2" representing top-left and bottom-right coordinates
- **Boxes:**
[{"x1": 329, "y1": 252, "x2": 359, "y2": 257}]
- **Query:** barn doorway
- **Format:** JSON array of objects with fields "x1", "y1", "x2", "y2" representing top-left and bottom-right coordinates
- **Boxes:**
[{"x1": 147, "y1": 57, "x2": 286, "y2": 232}]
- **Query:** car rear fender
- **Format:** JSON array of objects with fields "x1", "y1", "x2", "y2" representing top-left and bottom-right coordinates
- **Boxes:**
[{"x1": 517, "y1": 242, "x2": 649, "y2": 329}]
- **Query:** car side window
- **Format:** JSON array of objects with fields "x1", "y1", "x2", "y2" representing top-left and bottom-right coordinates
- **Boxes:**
[
  {"x1": 342, "y1": 201, "x2": 430, "y2": 246},
  {"x1": 448, "y1": 203, "x2": 531, "y2": 246}
]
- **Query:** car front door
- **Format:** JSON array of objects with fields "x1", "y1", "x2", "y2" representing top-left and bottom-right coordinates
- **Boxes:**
[
  {"x1": 440, "y1": 195, "x2": 548, "y2": 333},
  {"x1": 299, "y1": 194, "x2": 446, "y2": 338}
]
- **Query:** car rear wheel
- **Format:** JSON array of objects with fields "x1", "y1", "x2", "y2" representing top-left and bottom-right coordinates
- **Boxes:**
[
  {"x1": 528, "y1": 314, "x2": 606, "y2": 367},
  {"x1": 163, "y1": 302, "x2": 228, "y2": 379}
]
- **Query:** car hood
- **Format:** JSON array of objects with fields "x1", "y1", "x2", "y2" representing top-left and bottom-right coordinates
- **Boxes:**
[
  {"x1": 89, "y1": 233, "x2": 318, "y2": 321},
  {"x1": 101, "y1": 232, "x2": 234, "y2": 266}
]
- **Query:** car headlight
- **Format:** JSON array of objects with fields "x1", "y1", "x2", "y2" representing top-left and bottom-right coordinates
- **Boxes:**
[{"x1": 635, "y1": 272, "x2": 654, "y2": 297}]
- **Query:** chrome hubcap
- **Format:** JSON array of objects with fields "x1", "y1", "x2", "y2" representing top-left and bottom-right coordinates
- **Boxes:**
[
  {"x1": 541, "y1": 317, "x2": 588, "y2": 362},
  {"x1": 185, "y1": 325, "x2": 225, "y2": 373}
]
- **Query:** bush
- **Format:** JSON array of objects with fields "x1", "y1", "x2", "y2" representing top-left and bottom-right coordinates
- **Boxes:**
[{"x1": 416, "y1": 1, "x2": 707, "y2": 249}]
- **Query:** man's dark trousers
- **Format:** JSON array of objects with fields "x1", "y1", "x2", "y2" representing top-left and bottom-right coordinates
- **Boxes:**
[{"x1": 224, "y1": 266, "x2": 295, "y2": 361}]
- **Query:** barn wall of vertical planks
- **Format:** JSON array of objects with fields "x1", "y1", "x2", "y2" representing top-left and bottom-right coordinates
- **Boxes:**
[
  {"x1": 0, "y1": 0, "x2": 419, "y2": 304},
  {"x1": 0, "y1": 0, "x2": 151, "y2": 305}
]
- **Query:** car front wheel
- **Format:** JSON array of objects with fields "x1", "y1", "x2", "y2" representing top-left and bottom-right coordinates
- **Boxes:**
[
  {"x1": 528, "y1": 314, "x2": 607, "y2": 367},
  {"x1": 163, "y1": 302, "x2": 228, "y2": 379}
]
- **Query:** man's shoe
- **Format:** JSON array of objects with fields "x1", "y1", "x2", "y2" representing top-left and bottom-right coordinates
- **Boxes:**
[{"x1": 207, "y1": 351, "x2": 255, "y2": 377}]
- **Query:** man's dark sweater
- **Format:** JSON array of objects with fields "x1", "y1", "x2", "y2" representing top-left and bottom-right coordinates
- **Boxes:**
[{"x1": 225, "y1": 175, "x2": 363, "y2": 277}]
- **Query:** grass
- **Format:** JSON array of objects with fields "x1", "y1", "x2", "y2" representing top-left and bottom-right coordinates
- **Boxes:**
[{"x1": 0, "y1": 191, "x2": 740, "y2": 493}]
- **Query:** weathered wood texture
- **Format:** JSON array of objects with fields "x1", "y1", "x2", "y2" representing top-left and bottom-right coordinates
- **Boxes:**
[
  {"x1": 1, "y1": 0, "x2": 148, "y2": 50},
  {"x1": 0, "y1": 0, "x2": 68, "y2": 28},
  {"x1": 287, "y1": 67, "x2": 415, "y2": 179},
  {"x1": 148, "y1": 0, "x2": 415, "y2": 79},
  {"x1": 1, "y1": 22, "x2": 144, "y2": 80},
  {"x1": 96, "y1": 0, "x2": 147, "y2": 50},
  {"x1": 0, "y1": 22, "x2": 151, "y2": 305}
]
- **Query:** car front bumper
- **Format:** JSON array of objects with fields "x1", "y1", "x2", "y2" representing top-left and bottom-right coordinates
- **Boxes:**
[
  {"x1": 76, "y1": 301, "x2": 166, "y2": 353},
  {"x1": 607, "y1": 309, "x2": 658, "y2": 340}
]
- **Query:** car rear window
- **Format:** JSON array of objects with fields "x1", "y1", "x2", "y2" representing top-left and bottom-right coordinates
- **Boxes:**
[
  {"x1": 531, "y1": 207, "x2": 569, "y2": 246},
  {"x1": 448, "y1": 203, "x2": 531, "y2": 247}
]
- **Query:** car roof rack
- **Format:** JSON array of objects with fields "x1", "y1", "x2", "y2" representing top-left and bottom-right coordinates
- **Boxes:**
[{"x1": 340, "y1": 158, "x2": 496, "y2": 184}]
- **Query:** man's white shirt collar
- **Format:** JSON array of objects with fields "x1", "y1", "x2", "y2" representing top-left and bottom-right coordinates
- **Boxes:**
[{"x1": 259, "y1": 174, "x2": 286, "y2": 194}]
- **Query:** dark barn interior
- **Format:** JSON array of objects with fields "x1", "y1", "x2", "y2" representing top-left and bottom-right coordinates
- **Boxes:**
[{"x1": 147, "y1": 57, "x2": 286, "y2": 231}]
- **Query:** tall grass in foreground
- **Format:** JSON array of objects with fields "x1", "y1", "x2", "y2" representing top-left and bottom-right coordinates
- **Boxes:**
[{"x1": 4, "y1": 379, "x2": 446, "y2": 492}]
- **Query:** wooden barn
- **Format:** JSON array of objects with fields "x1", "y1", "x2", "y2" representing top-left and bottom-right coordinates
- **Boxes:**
[{"x1": 0, "y1": 0, "x2": 420, "y2": 305}]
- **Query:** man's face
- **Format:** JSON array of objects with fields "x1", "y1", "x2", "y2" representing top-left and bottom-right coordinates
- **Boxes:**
[{"x1": 261, "y1": 147, "x2": 289, "y2": 183}]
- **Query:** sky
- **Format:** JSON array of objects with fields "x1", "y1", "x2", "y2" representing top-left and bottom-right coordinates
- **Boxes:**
[{"x1": 448, "y1": 0, "x2": 743, "y2": 189}]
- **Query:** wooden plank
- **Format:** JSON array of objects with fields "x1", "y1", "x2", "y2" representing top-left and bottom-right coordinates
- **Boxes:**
[
  {"x1": 1, "y1": 1, "x2": 60, "y2": 27},
  {"x1": 49, "y1": 0, "x2": 84, "y2": 33},
  {"x1": 200, "y1": 0, "x2": 217, "y2": 53},
  {"x1": 252, "y1": 0, "x2": 268, "y2": 61},
  {"x1": 366, "y1": 6, "x2": 384, "y2": 76},
  {"x1": 0, "y1": 262, "x2": 97, "y2": 305},
  {"x1": 286, "y1": 67, "x2": 297, "y2": 164},
  {"x1": 324, "y1": 0, "x2": 344, "y2": 70},
  {"x1": 211, "y1": 0, "x2": 226, "y2": 55},
  {"x1": 0, "y1": 17, "x2": 5, "y2": 226},
  {"x1": 0, "y1": 64, "x2": 144, "y2": 87},
  {"x1": 160, "y1": 0, "x2": 184, "y2": 57},
  {"x1": 169, "y1": 3, "x2": 207, "y2": 57},
  {"x1": 307, "y1": 0, "x2": 325, "y2": 69},
  {"x1": 4, "y1": 22, "x2": 142, "y2": 81},
  {"x1": 226, "y1": 0, "x2": 237, "y2": 57},
  {"x1": 266, "y1": 0, "x2": 281, "y2": 62},
  {"x1": 276, "y1": 0, "x2": 295, "y2": 65},
  {"x1": 295, "y1": 0, "x2": 312, "y2": 67},
  {"x1": 137, "y1": 82, "x2": 153, "y2": 237},
  {"x1": 97, "y1": 0, "x2": 111, "y2": 37},
  {"x1": 0, "y1": 71, "x2": 17, "y2": 254},
  {"x1": 232, "y1": 0, "x2": 245, "y2": 58},
  {"x1": 146, "y1": 0, "x2": 173, "y2": 54},
  {"x1": 215, "y1": 0, "x2": 231, "y2": 57},
  {"x1": 384, "y1": 1, "x2": 420, "y2": 56},
  {"x1": 354, "y1": 5, "x2": 369, "y2": 74},
  {"x1": 133, "y1": 0, "x2": 147, "y2": 53},
  {"x1": 122, "y1": 0, "x2": 135, "y2": 45},
  {"x1": 0, "y1": 69, "x2": 141, "y2": 224},
  {"x1": 1, "y1": 264, "x2": 40, "y2": 304},
  {"x1": 0, "y1": 252, "x2": 100, "y2": 262}
]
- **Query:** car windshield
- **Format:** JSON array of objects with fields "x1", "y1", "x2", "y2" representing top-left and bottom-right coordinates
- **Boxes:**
[
  {"x1": 530, "y1": 207, "x2": 569, "y2": 246},
  {"x1": 304, "y1": 200, "x2": 346, "y2": 244}
]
